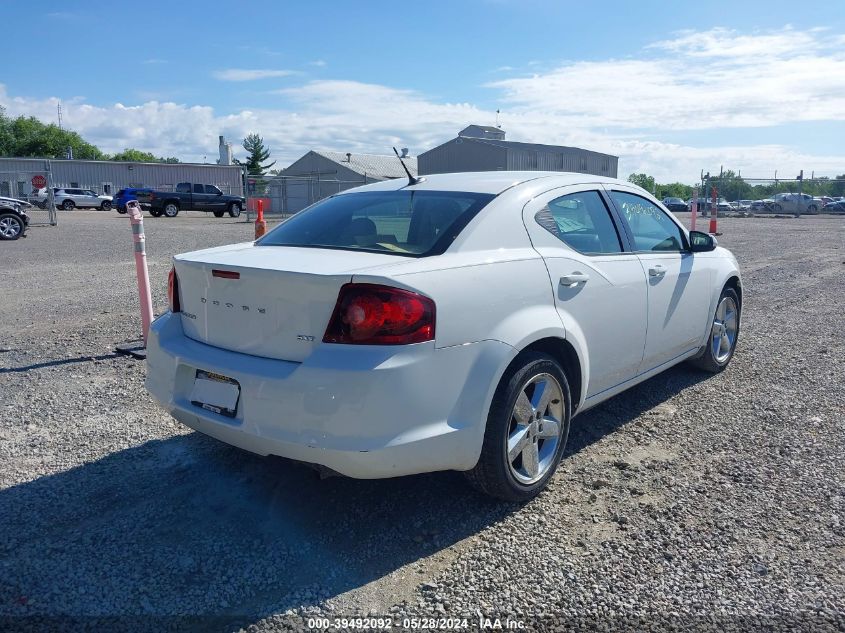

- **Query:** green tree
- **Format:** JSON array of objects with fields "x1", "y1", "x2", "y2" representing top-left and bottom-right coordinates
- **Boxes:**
[
  {"x1": 242, "y1": 133, "x2": 275, "y2": 176},
  {"x1": 627, "y1": 172, "x2": 656, "y2": 193},
  {"x1": 0, "y1": 108, "x2": 105, "y2": 159},
  {"x1": 657, "y1": 182, "x2": 694, "y2": 200},
  {"x1": 110, "y1": 148, "x2": 160, "y2": 162},
  {"x1": 110, "y1": 148, "x2": 181, "y2": 163}
]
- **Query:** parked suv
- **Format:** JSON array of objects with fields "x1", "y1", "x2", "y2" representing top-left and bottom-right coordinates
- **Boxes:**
[
  {"x1": 113, "y1": 188, "x2": 153, "y2": 214},
  {"x1": 771, "y1": 193, "x2": 817, "y2": 214},
  {"x1": 0, "y1": 196, "x2": 30, "y2": 240},
  {"x1": 46, "y1": 188, "x2": 113, "y2": 210}
]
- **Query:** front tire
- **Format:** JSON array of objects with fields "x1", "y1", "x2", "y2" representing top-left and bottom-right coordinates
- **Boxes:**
[
  {"x1": 228, "y1": 202, "x2": 242, "y2": 218},
  {"x1": 163, "y1": 203, "x2": 179, "y2": 218},
  {"x1": 689, "y1": 287, "x2": 740, "y2": 373},
  {"x1": 117, "y1": 207, "x2": 127, "y2": 214},
  {"x1": 0, "y1": 213, "x2": 24, "y2": 240},
  {"x1": 465, "y1": 352, "x2": 571, "y2": 502}
]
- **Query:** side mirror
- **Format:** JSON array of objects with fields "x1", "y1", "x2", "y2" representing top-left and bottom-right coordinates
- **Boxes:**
[{"x1": 689, "y1": 230, "x2": 717, "y2": 252}]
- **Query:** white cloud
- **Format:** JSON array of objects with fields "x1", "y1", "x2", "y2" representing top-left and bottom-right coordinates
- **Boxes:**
[
  {"x1": 488, "y1": 26, "x2": 845, "y2": 131},
  {"x1": 2, "y1": 27, "x2": 844, "y2": 182},
  {"x1": 310, "y1": 60, "x2": 327, "y2": 67},
  {"x1": 213, "y1": 69, "x2": 298, "y2": 81}
]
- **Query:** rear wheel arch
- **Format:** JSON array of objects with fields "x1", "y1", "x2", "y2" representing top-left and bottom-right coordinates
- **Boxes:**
[{"x1": 512, "y1": 337, "x2": 583, "y2": 415}]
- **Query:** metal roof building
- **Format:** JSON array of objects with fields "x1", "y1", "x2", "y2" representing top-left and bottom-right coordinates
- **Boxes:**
[
  {"x1": 265, "y1": 150, "x2": 418, "y2": 213},
  {"x1": 0, "y1": 157, "x2": 245, "y2": 200},
  {"x1": 418, "y1": 127, "x2": 618, "y2": 178}
]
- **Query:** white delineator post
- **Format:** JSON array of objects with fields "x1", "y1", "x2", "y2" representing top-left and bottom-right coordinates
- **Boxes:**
[
  {"x1": 690, "y1": 186, "x2": 698, "y2": 231},
  {"x1": 126, "y1": 201, "x2": 154, "y2": 345}
]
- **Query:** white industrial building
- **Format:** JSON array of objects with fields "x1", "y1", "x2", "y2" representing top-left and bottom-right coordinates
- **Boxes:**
[{"x1": 418, "y1": 126, "x2": 618, "y2": 178}]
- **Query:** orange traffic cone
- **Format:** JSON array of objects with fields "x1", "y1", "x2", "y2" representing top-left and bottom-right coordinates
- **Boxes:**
[{"x1": 255, "y1": 199, "x2": 266, "y2": 240}]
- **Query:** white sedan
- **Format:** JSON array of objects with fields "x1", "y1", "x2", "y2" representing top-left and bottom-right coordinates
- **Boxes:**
[{"x1": 146, "y1": 172, "x2": 741, "y2": 501}]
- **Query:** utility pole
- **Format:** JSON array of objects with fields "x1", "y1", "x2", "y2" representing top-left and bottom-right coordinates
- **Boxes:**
[{"x1": 57, "y1": 102, "x2": 63, "y2": 130}]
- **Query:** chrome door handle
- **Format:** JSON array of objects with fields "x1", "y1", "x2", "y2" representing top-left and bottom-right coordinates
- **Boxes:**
[
  {"x1": 559, "y1": 272, "x2": 589, "y2": 286},
  {"x1": 648, "y1": 264, "x2": 667, "y2": 277}
]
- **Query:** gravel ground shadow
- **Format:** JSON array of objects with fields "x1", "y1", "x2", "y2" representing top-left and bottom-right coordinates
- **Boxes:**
[
  {"x1": 567, "y1": 363, "x2": 711, "y2": 456},
  {"x1": 0, "y1": 363, "x2": 710, "y2": 631}
]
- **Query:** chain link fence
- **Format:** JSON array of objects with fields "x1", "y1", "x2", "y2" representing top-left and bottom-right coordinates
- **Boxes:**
[
  {"x1": 245, "y1": 174, "x2": 373, "y2": 221},
  {"x1": 695, "y1": 173, "x2": 845, "y2": 217},
  {"x1": 0, "y1": 170, "x2": 57, "y2": 225}
]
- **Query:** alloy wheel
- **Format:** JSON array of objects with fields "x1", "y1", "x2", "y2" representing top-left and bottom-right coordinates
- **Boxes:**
[
  {"x1": 711, "y1": 296, "x2": 738, "y2": 364},
  {"x1": 506, "y1": 373, "x2": 564, "y2": 485},
  {"x1": 0, "y1": 216, "x2": 22, "y2": 238}
]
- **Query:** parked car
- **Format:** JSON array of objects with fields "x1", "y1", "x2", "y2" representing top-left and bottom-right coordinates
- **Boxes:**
[
  {"x1": 146, "y1": 171, "x2": 742, "y2": 501},
  {"x1": 771, "y1": 192, "x2": 817, "y2": 214},
  {"x1": 749, "y1": 199, "x2": 777, "y2": 213},
  {"x1": 113, "y1": 188, "x2": 153, "y2": 214},
  {"x1": 0, "y1": 196, "x2": 30, "y2": 240},
  {"x1": 688, "y1": 197, "x2": 731, "y2": 212},
  {"x1": 661, "y1": 197, "x2": 689, "y2": 212},
  {"x1": 736, "y1": 200, "x2": 754, "y2": 211},
  {"x1": 822, "y1": 200, "x2": 845, "y2": 213},
  {"x1": 37, "y1": 187, "x2": 113, "y2": 210},
  {"x1": 816, "y1": 196, "x2": 834, "y2": 207},
  {"x1": 134, "y1": 183, "x2": 245, "y2": 218}
]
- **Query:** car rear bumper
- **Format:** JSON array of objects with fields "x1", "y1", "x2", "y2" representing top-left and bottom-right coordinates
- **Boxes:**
[{"x1": 145, "y1": 312, "x2": 512, "y2": 478}]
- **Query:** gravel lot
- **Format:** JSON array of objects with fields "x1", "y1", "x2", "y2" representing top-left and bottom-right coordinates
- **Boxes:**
[{"x1": 1, "y1": 210, "x2": 843, "y2": 632}]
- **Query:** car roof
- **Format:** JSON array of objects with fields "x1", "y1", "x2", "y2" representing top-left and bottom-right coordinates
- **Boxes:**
[{"x1": 338, "y1": 171, "x2": 623, "y2": 196}]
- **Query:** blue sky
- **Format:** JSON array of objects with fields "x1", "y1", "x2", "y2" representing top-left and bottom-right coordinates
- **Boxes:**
[{"x1": 3, "y1": 0, "x2": 844, "y2": 181}]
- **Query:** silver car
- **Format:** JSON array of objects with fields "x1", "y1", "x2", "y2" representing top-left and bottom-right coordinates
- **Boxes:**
[
  {"x1": 51, "y1": 188, "x2": 113, "y2": 211},
  {"x1": 771, "y1": 193, "x2": 817, "y2": 214}
]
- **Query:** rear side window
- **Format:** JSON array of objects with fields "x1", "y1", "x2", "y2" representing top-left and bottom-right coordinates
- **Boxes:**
[
  {"x1": 176, "y1": 183, "x2": 191, "y2": 193},
  {"x1": 535, "y1": 190, "x2": 622, "y2": 254},
  {"x1": 193, "y1": 183, "x2": 204, "y2": 194},
  {"x1": 258, "y1": 190, "x2": 495, "y2": 257}
]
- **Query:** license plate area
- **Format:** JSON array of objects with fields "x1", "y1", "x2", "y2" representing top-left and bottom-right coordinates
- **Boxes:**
[{"x1": 189, "y1": 370, "x2": 241, "y2": 418}]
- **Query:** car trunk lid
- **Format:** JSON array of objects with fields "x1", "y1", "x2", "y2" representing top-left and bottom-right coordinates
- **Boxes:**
[{"x1": 174, "y1": 243, "x2": 404, "y2": 362}]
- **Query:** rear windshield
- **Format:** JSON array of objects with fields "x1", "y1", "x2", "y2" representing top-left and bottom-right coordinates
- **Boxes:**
[{"x1": 257, "y1": 190, "x2": 496, "y2": 257}]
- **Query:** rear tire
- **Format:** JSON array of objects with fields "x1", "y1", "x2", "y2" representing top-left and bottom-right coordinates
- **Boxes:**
[
  {"x1": 213, "y1": 210, "x2": 225, "y2": 218},
  {"x1": 689, "y1": 287, "x2": 740, "y2": 373},
  {"x1": 465, "y1": 351, "x2": 571, "y2": 502},
  {"x1": 0, "y1": 213, "x2": 24, "y2": 240},
  {"x1": 61, "y1": 199, "x2": 75, "y2": 210},
  {"x1": 228, "y1": 202, "x2": 242, "y2": 218},
  {"x1": 100, "y1": 200, "x2": 112, "y2": 211},
  {"x1": 163, "y1": 203, "x2": 179, "y2": 218}
]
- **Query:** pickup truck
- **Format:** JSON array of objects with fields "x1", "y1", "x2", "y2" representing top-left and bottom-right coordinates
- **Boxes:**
[{"x1": 136, "y1": 183, "x2": 245, "y2": 218}]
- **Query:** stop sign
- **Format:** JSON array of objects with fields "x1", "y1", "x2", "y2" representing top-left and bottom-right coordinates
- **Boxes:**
[{"x1": 31, "y1": 175, "x2": 47, "y2": 189}]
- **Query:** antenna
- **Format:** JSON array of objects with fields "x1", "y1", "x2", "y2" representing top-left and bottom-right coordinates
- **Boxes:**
[
  {"x1": 393, "y1": 147, "x2": 420, "y2": 186},
  {"x1": 57, "y1": 102, "x2": 63, "y2": 130}
]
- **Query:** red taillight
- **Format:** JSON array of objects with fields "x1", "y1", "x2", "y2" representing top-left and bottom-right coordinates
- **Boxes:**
[
  {"x1": 167, "y1": 266, "x2": 181, "y2": 313},
  {"x1": 212, "y1": 269, "x2": 240, "y2": 279},
  {"x1": 323, "y1": 283, "x2": 435, "y2": 345}
]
